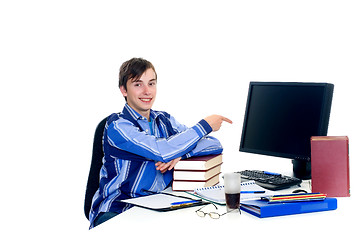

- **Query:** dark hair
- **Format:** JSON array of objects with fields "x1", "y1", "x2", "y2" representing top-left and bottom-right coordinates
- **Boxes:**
[{"x1": 118, "y1": 58, "x2": 157, "y2": 91}]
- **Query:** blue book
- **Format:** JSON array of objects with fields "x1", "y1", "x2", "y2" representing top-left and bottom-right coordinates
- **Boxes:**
[{"x1": 240, "y1": 198, "x2": 337, "y2": 218}]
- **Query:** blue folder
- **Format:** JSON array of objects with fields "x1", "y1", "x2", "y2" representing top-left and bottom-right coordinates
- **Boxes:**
[{"x1": 240, "y1": 198, "x2": 337, "y2": 218}]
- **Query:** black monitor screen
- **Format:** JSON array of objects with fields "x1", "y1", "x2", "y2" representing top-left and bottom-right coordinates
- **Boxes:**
[{"x1": 240, "y1": 82, "x2": 333, "y2": 161}]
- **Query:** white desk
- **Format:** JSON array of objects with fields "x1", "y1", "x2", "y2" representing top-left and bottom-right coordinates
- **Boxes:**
[{"x1": 91, "y1": 180, "x2": 358, "y2": 239}]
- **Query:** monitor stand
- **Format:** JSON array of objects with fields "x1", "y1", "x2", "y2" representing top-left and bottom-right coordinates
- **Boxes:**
[{"x1": 292, "y1": 159, "x2": 311, "y2": 180}]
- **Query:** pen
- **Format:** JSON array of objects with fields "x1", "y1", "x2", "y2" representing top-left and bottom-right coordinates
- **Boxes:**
[
  {"x1": 171, "y1": 200, "x2": 201, "y2": 205},
  {"x1": 271, "y1": 192, "x2": 325, "y2": 198},
  {"x1": 262, "y1": 193, "x2": 327, "y2": 203},
  {"x1": 241, "y1": 191, "x2": 266, "y2": 194}
]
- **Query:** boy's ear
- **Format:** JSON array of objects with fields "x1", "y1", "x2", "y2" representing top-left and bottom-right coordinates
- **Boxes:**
[{"x1": 120, "y1": 86, "x2": 127, "y2": 97}]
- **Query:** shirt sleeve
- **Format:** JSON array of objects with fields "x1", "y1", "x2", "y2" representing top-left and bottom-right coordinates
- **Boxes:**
[
  {"x1": 106, "y1": 117, "x2": 213, "y2": 163},
  {"x1": 182, "y1": 136, "x2": 223, "y2": 159},
  {"x1": 168, "y1": 115, "x2": 223, "y2": 158}
]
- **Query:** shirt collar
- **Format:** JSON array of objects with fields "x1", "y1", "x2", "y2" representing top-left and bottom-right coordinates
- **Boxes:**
[{"x1": 123, "y1": 103, "x2": 160, "y2": 121}]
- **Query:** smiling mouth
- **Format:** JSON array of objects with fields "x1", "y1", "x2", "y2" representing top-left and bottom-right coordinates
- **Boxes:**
[{"x1": 139, "y1": 98, "x2": 152, "y2": 102}]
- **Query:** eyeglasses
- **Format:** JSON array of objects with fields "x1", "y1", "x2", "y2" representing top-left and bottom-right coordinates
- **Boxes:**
[{"x1": 195, "y1": 203, "x2": 240, "y2": 219}]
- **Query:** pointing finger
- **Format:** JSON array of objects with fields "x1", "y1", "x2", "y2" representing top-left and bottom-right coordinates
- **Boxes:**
[{"x1": 222, "y1": 116, "x2": 233, "y2": 124}]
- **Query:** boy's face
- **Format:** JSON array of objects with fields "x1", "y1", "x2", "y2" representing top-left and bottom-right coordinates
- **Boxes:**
[{"x1": 120, "y1": 68, "x2": 157, "y2": 120}]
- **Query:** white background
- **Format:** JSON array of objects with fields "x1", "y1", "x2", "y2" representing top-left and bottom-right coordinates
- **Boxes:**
[{"x1": 1, "y1": 0, "x2": 360, "y2": 239}]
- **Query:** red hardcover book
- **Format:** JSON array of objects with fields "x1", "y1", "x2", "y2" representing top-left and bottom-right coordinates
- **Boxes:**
[
  {"x1": 311, "y1": 136, "x2": 350, "y2": 197},
  {"x1": 173, "y1": 154, "x2": 222, "y2": 171},
  {"x1": 172, "y1": 173, "x2": 220, "y2": 191},
  {"x1": 173, "y1": 163, "x2": 222, "y2": 181}
]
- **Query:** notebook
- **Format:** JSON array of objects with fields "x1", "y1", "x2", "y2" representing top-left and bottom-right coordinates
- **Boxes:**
[
  {"x1": 192, "y1": 180, "x2": 274, "y2": 204},
  {"x1": 121, "y1": 191, "x2": 207, "y2": 211}
]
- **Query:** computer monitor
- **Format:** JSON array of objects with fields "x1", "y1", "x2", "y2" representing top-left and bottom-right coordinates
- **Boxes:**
[{"x1": 239, "y1": 82, "x2": 334, "y2": 179}]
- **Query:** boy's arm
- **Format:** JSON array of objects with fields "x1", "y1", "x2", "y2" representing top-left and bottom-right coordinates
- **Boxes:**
[
  {"x1": 154, "y1": 136, "x2": 223, "y2": 173},
  {"x1": 169, "y1": 115, "x2": 224, "y2": 158},
  {"x1": 106, "y1": 117, "x2": 212, "y2": 163}
]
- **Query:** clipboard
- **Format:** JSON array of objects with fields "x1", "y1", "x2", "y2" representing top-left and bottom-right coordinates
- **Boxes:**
[{"x1": 120, "y1": 192, "x2": 208, "y2": 211}]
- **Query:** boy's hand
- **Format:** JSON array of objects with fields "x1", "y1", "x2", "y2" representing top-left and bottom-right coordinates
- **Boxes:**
[
  {"x1": 204, "y1": 115, "x2": 232, "y2": 132},
  {"x1": 155, "y1": 157, "x2": 182, "y2": 173}
]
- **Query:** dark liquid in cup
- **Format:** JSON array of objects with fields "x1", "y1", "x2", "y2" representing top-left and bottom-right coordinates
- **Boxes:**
[{"x1": 225, "y1": 193, "x2": 240, "y2": 209}]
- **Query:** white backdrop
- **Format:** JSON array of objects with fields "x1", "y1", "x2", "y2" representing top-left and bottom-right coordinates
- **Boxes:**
[{"x1": 1, "y1": 0, "x2": 360, "y2": 239}]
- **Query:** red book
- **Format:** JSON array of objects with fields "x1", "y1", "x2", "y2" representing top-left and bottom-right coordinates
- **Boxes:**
[
  {"x1": 173, "y1": 163, "x2": 222, "y2": 181},
  {"x1": 311, "y1": 136, "x2": 350, "y2": 197},
  {"x1": 173, "y1": 154, "x2": 222, "y2": 171},
  {"x1": 172, "y1": 173, "x2": 220, "y2": 191}
]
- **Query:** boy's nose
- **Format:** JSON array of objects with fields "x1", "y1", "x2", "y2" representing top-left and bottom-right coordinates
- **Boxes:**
[{"x1": 143, "y1": 85, "x2": 151, "y2": 94}]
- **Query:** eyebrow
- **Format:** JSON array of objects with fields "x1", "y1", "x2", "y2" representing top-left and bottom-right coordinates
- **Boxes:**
[{"x1": 131, "y1": 78, "x2": 157, "y2": 83}]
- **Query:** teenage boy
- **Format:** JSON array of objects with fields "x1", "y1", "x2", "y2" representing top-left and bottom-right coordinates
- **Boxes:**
[{"x1": 89, "y1": 58, "x2": 232, "y2": 228}]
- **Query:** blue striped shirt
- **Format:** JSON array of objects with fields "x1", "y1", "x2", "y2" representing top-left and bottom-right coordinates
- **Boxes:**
[{"x1": 89, "y1": 104, "x2": 223, "y2": 228}]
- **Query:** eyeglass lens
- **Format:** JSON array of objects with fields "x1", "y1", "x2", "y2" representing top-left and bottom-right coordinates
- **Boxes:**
[{"x1": 196, "y1": 210, "x2": 221, "y2": 219}]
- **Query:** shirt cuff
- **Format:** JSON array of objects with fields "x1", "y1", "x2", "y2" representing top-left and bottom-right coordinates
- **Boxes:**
[{"x1": 192, "y1": 119, "x2": 212, "y2": 137}]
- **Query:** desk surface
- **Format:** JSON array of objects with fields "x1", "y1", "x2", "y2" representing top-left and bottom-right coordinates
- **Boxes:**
[{"x1": 91, "y1": 181, "x2": 359, "y2": 239}]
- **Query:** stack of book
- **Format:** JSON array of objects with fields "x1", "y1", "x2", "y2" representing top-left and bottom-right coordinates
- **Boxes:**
[{"x1": 172, "y1": 154, "x2": 222, "y2": 191}]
